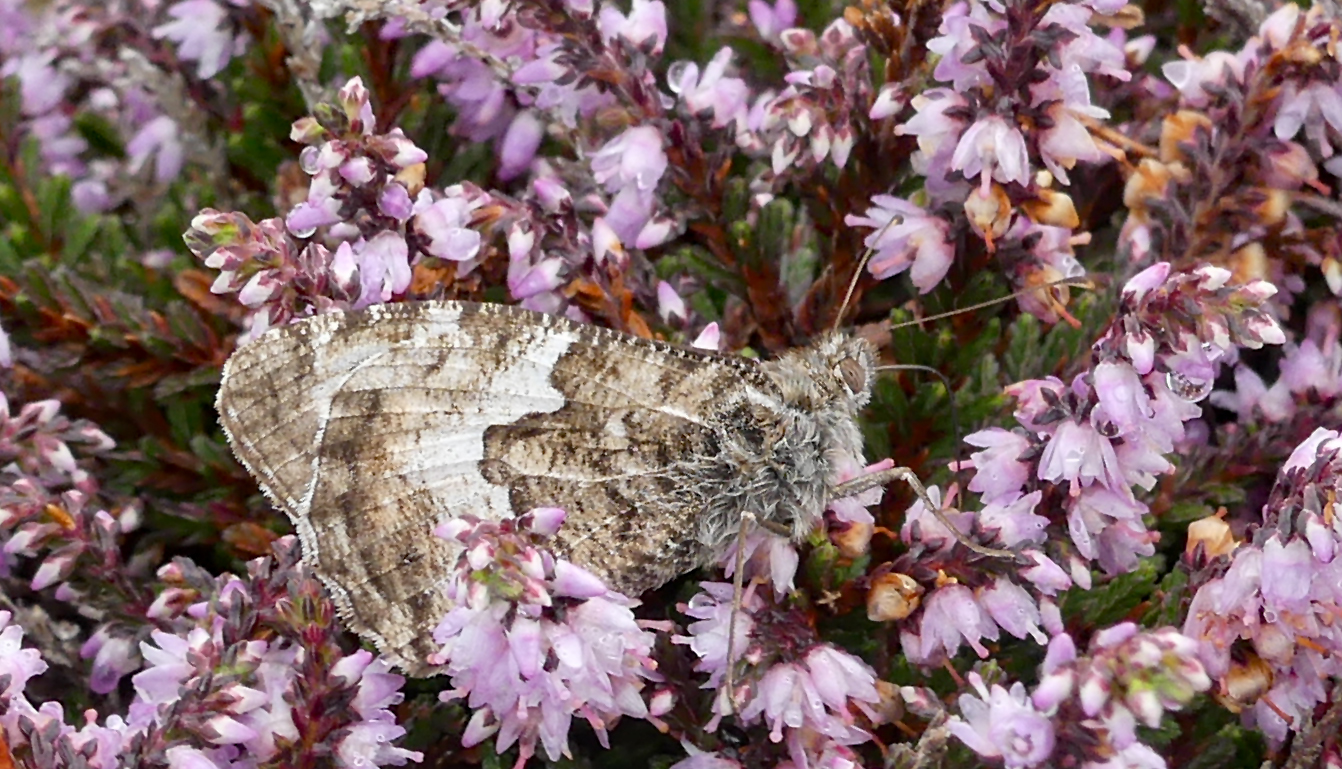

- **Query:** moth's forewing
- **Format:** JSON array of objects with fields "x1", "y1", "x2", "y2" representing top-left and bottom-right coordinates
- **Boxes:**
[{"x1": 217, "y1": 301, "x2": 763, "y2": 674}]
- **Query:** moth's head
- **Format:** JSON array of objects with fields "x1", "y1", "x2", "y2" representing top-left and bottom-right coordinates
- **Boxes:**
[{"x1": 797, "y1": 332, "x2": 876, "y2": 412}]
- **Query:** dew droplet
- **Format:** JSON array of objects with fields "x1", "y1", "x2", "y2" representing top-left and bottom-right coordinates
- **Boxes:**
[
  {"x1": 666, "y1": 61, "x2": 691, "y2": 92},
  {"x1": 1165, "y1": 371, "x2": 1213, "y2": 402}
]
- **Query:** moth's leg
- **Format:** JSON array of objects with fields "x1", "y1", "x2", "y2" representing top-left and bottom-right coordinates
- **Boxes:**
[
  {"x1": 831, "y1": 467, "x2": 1018, "y2": 560},
  {"x1": 755, "y1": 518, "x2": 791, "y2": 538},
  {"x1": 722, "y1": 511, "x2": 754, "y2": 717}
]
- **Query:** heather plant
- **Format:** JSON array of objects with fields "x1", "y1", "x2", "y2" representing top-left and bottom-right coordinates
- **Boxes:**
[{"x1": 1, "y1": 0, "x2": 1341, "y2": 767}]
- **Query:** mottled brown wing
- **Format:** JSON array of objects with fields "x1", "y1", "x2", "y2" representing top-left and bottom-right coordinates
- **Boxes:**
[{"x1": 216, "y1": 301, "x2": 766, "y2": 675}]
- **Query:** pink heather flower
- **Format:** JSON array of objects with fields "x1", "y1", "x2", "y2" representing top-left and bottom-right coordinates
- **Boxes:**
[
  {"x1": 7, "y1": 52, "x2": 70, "y2": 116},
  {"x1": 332, "y1": 232, "x2": 412, "y2": 309},
  {"x1": 669, "y1": 48, "x2": 750, "y2": 128},
  {"x1": 508, "y1": 258, "x2": 565, "y2": 301},
  {"x1": 414, "y1": 191, "x2": 483, "y2": 262},
  {"x1": 947, "y1": 672, "x2": 1055, "y2": 768},
  {"x1": 926, "y1": 3, "x2": 1000, "y2": 92},
  {"x1": 721, "y1": 530, "x2": 800, "y2": 597},
  {"x1": 748, "y1": 0, "x2": 798, "y2": 40},
  {"x1": 1283, "y1": 426, "x2": 1342, "y2": 472},
  {"x1": 1037, "y1": 418, "x2": 1123, "y2": 491},
  {"x1": 737, "y1": 645, "x2": 881, "y2": 752},
  {"x1": 657, "y1": 281, "x2": 687, "y2": 322},
  {"x1": 591, "y1": 126, "x2": 667, "y2": 244},
  {"x1": 592, "y1": 126, "x2": 668, "y2": 195},
  {"x1": 827, "y1": 458, "x2": 893, "y2": 527},
  {"x1": 1042, "y1": 4, "x2": 1130, "y2": 82},
  {"x1": 845, "y1": 195, "x2": 954, "y2": 292},
  {"x1": 673, "y1": 582, "x2": 752, "y2": 691},
  {"x1": 900, "y1": 484, "x2": 976, "y2": 553},
  {"x1": 431, "y1": 511, "x2": 658, "y2": 767},
  {"x1": 691, "y1": 322, "x2": 721, "y2": 351},
  {"x1": 126, "y1": 116, "x2": 185, "y2": 184},
  {"x1": 499, "y1": 111, "x2": 544, "y2": 181},
  {"x1": 1036, "y1": 100, "x2": 1106, "y2": 185},
  {"x1": 673, "y1": 583, "x2": 883, "y2": 763},
  {"x1": 0, "y1": 611, "x2": 48, "y2": 701},
  {"x1": 897, "y1": 89, "x2": 969, "y2": 161},
  {"x1": 599, "y1": 0, "x2": 668, "y2": 54},
  {"x1": 332, "y1": 650, "x2": 423, "y2": 767},
  {"x1": 1273, "y1": 80, "x2": 1342, "y2": 158},
  {"x1": 901, "y1": 583, "x2": 998, "y2": 664},
  {"x1": 1019, "y1": 550, "x2": 1074, "y2": 595},
  {"x1": 951, "y1": 115, "x2": 1031, "y2": 193},
  {"x1": 1077, "y1": 625, "x2": 1210, "y2": 750},
  {"x1": 977, "y1": 491, "x2": 1049, "y2": 548},
  {"x1": 977, "y1": 577, "x2": 1048, "y2": 645},
  {"x1": 1210, "y1": 364, "x2": 1294, "y2": 423},
  {"x1": 378, "y1": 183, "x2": 414, "y2": 222},
  {"x1": 81, "y1": 627, "x2": 141, "y2": 695},
  {"x1": 153, "y1": 0, "x2": 241, "y2": 79},
  {"x1": 964, "y1": 428, "x2": 1032, "y2": 504},
  {"x1": 1161, "y1": 50, "x2": 1248, "y2": 108}
]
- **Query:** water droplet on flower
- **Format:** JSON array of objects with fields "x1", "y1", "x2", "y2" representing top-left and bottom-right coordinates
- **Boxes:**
[
  {"x1": 1165, "y1": 371, "x2": 1213, "y2": 402},
  {"x1": 666, "y1": 61, "x2": 691, "y2": 93}
]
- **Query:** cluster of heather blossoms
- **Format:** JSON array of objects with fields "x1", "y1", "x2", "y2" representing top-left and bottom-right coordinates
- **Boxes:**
[
  {"x1": 186, "y1": 76, "x2": 429, "y2": 340},
  {"x1": 943, "y1": 624, "x2": 1211, "y2": 768},
  {"x1": 0, "y1": 0, "x2": 244, "y2": 213},
  {"x1": 1182, "y1": 427, "x2": 1342, "y2": 744},
  {"x1": 879, "y1": 262, "x2": 1284, "y2": 670},
  {"x1": 429, "y1": 508, "x2": 662, "y2": 768},
  {"x1": 1122, "y1": 3, "x2": 1342, "y2": 273},
  {"x1": 0, "y1": 535, "x2": 422, "y2": 768},
  {"x1": 847, "y1": 0, "x2": 1124, "y2": 306},
  {"x1": 672, "y1": 581, "x2": 887, "y2": 769},
  {"x1": 8, "y1": 0, "x2": 1342, "y2": 766}
]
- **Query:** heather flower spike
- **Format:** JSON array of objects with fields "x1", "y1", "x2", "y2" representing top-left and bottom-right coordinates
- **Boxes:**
[{"x1": 429, "y1": 510, "x2": 659, "y2": 767}]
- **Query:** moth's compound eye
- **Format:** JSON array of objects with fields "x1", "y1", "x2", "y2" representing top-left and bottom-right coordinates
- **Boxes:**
[{"x1": 837, "y1": 357, "x2": 866, "y2": 395}]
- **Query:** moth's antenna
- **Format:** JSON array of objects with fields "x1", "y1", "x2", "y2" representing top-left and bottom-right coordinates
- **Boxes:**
[
  {"x1": 832, "y1": 243, "x2": 878, "y2": 333},
  {"x1": 722, "y1": 511, "x2": 755, "y2": 717},
  {"x1": 886, "y1": 276, "x2": 1096, "y2": 332}
]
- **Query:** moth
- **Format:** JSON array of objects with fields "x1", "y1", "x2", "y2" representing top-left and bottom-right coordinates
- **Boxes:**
[{"x1": 216, "y1": 300, "x2": 885, "y2": 676}]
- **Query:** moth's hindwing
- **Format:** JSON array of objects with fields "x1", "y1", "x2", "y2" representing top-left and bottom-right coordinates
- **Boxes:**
[{"x1": 216, "y1": 301, "x2": 769, "y2": 674}]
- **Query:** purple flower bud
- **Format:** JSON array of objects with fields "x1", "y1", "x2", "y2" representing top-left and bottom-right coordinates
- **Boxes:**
[
  {"x1": 1123, "y1": 262, "x2": 1171, "y2": 301},
  {"x1": 528, "y1": 507, "x2": 567, "y2": 536},
  {"x1": 598, "y1": 0, "x2": 668, "y2": 54},
  {"x1": 508, "y1": 259, "x2": 564, "y2": 300},
  {"x1": 164, "y1": 746, "x2": 224, "y2": 769},
  {"x1": 338, "y1": 77, "x2": 376, "y2": 133},
  {"x1": 748, "y1": 0, "x2": 797, "y2": 39},
  {"x1": 691, "y1": 323, "x2": 721, "y2": 351},
  {"x1": 552, "y1": 560, "x2": 608, "y2": 598},
  {"x1": 947, "y1": 673, "x2": 1055, "y2": 768},
  {"x1": 657, "y1": 281, "x2": 687, "y2": 323},
  {"x1": 203, "y1": 714, "x2": 259, "y2": 745},
  {"x1": 532, "y1": 176, "x2": 573, "y2": 213},
  {"x1": 978, "y1": 577, "x2": 1047, "y2": 644},
  {"x1": 339, "y1": 157, "x2": 375, "y2": 186},
  {"x1": 415, "y1": 196, "x2": 482, "y2": 261},
  {"x1": 499, "y1": 111, "x2": 543, "y2": 181}
]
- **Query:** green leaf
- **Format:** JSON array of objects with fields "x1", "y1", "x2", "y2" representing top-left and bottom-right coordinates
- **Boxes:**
[
  {"x1": 1059, "y1": 556, "x2": 1164, "y2": 628},
  {"x1": 1144, "y1": 566, "x2": 1191, "y2": 627}
]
